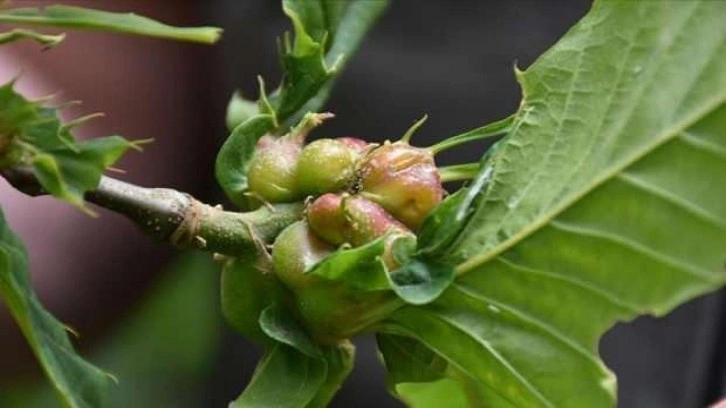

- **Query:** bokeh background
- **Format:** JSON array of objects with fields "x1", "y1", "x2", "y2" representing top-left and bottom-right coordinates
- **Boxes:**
[{"x1": 0, "y1": 1, "x2": 724, "y2": 407}]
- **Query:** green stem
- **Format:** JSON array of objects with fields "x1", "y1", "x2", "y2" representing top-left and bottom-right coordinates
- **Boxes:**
[
  {"x1": 428, "y1": 115, "x2": 514, "y2": 155},
  {"x1": 400, "y1": 114, "x2": 428, "y2": 144},
  {"x1": 439, "y1": 163, "x2": 479, "y2": 183},
  {"x1": 1, "y1": 166, "x2": 304, "y2": 256}
]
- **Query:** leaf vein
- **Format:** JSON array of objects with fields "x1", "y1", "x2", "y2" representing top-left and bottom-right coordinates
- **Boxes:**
[
  {"x1": 457, "y1": 84, "x2": 726, "y2": 274},
  {"x1": 428, "y1": 311, "x2": 556, "y2": 408},
  {"x1": 451, "y1": 283, "x2": 601, "y2": 362},
  {"x1": 680, "y1": 131, "x2": 726, "y2": 159},
  {"x1": 617, "y1": 172, "x2": 726, "y2": 231},
  {"x1": 548, "y1": 219, "x2": 716, "y2": 282},
  {"x1": 494, "y1": 257, "x2": 641, "y2": 314}
]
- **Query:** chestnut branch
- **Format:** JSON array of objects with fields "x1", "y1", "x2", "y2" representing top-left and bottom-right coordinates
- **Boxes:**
[{"x1": 0, "y1": 166, "x2": 304, "y2": 256}]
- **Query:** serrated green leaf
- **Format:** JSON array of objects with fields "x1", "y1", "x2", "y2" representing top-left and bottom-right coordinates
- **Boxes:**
[
  {"x1": 270, "y1": 3, "x2": 334, "y2": 123},
  {"x1": 219, "y1": 1, "x2": 388, "y2": 206},
  {"x1": 229, "y1": 343, "x2": 327, "y2": 408},
  {"x1": 0, "y1": 28, "x2": 65, "y2": 48},
  {"x1": 388, "y1": 1, "x2": 726, "y2": 407},
  {"x1": 214, "y1": 114, "x2": 276, "y2": 208},
  {"x1": 224, "y1": 0, "x2": 388, "y2": 131},
  {"x1": 31, "y1": 136, "x2": 135, "y2": 209},
  {"x1": 276, "y1": 0, "x2": 389, "y2": 128},
  {"x1": 0, "y1": 5, "x2": 221, "y2": 44},
  {"x1": 0, "y1": 82, "x2": 138, "y2": 210},
  {"x1": 0, "y1": 207, "x2": 115, "y2": 407}
]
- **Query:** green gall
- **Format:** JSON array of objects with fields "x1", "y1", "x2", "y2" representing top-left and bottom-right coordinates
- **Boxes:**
[
  {"x1": 247, "y1": 136, "x2": 302, "y2": 203},
  {"x1": 220, "y1": 257, "x2": 286, "y2": 344},
  {"x1": 270, "y1": 219, "x2": 397, "y2": 344},
  {"x1": 271, "y1": 220, "x2": 333, "y2": 290},
  {"x1": 296, "y1": 138, "x2": 358, "y2": 195}
]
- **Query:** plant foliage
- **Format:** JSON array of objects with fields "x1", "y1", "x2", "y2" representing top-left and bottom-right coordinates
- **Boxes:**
[
  {"x1": 0, "y1": 5, "x2": 223, "y2": 407},
  {"x1": 0, "y1": 5, "x2": 221, "y2": 44},
  {"x1": 0, "y1": 207, "x2": 115, "y2": 407},
  {"x1": 1, "y1": 0, "x2": 725, "y2": 407},
  {"x1": 380, "y1": 1, "x2": 726, "y2": 406},
  {"x1": 215, "y1": 0, "x2": 389, "y2": 208}
]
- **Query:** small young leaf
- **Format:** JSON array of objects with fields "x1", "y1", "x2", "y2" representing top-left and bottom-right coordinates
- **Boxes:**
[
  {"x1": 270, "y1": 3, "x2": 335, "y2": 123},
  {"x1": 417, "y1": 154, "x2": 495, "y2": 257},
  {"x1": 0, "y1": 5, "x2": 221, "y2": 44},
  {"x1": 229, "y1": 343, "x2": 327, "y2": 408},
  {"x1": 279, "y1": 0, "x2": 389, "y2": 128},
  {"x1": 0, "y1": 82, "x2": 139, "y2": 211},
  {"x1": 218, "y1": 1, "x2": 388, "y2": 207},
  {"x1": 31, "y1": 136, "x2": 135, "y2": 209},
  {"x1": 0, "y1": 207, "x2": 115, "y2": 408},
  {"x1": 307, "y1": 236, "x2": 389, "y2": 291},
  {"x1": 388, "y1": 259, "x2": 454, "y2": 305}
]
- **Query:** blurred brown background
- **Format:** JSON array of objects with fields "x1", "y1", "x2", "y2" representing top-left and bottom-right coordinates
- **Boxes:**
[{"x1": 0, "y1": 1, "x2": 724, "y2": 407}]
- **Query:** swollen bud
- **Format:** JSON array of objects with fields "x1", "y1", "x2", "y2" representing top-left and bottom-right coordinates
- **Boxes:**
[
  {"x1": 358, "y1": 142, "x2": 443, "y2": 229},
  {"x1": 247, "y1": 135, "x2": 302, "y2": 203},
  {"x1": 296, "y1": 138, "x2": 358, "y2": 195},
  {"x1": 307, "y1": 193, "x2": 410, "y2": 247},
  {"x1": 306, "y1": 193, "x2": 349, "y2": 245},
  {"x1": 272, "y1": 221, "x2": 334, "y2": 290}
]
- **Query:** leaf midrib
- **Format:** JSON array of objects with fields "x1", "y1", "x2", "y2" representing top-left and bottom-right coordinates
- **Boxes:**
[{"x1": 456, "y1": 90, "x2": 726, "y2": 275}]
